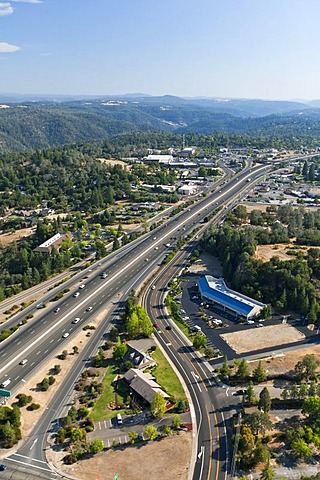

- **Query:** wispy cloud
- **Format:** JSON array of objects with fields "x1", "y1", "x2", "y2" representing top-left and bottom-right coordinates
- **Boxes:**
[
  {"x1": 0, "y1": 2, "x2": 13, "y2": 16},
  {"x1": 0, "y1": 42, "x2": 20, "y2": 52}
]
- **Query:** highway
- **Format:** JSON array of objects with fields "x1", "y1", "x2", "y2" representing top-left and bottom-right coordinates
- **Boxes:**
[{"x1": 0, "y1": 161, "x2": 273, "y2": 478}]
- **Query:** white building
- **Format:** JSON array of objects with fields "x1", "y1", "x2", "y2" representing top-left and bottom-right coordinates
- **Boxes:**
[
  {"x1": 143, "y1": 154, "x2": 173, "y2": 164},
  {"x1": 178, "y1": 184, "x2": 198, "y2": 195}
]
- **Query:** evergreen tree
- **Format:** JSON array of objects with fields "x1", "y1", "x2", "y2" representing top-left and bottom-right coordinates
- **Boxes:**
[
  {"x1": 259, "y1": 387, "x2": 271, "y2": 413},
  {"x1": 260, "y1": 460, "x2": 275, "y2": 480},
  {"x1": 253, "y1": 361, "x2": 267, "y2": 383},
  {"x1": 237, "y1": 359, "x2": 249, "y2": 381}
]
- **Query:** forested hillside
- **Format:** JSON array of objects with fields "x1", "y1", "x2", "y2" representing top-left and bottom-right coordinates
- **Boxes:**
[{"x1": 1, "y1": 96, "x2": 320, "y2": 152}]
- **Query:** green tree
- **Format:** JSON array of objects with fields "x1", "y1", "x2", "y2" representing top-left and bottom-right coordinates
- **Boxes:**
[
  {"x1": 128, "y1": 431, "x2": 138, "y2": 444},
  {"x1": 291, "y1": 438, "x2": 312, "y2": 458},
  {"x1": 258, "y1": 387, "x2": 271, "y2": 413},
  {"x1": 112, "y1": 337, "x2": 128, "y2": 364},
  {"x1": 246, "y1": 411, "x2": 272, "y2": 436},
  {"x1": 294, "y1": 355, "x2": 319, "y2": 382},
  {"x1": 245, "y1": 381, "x2": 256, "y2": 405},
  {"x1": 143, "y1": 425, "x2": 158, "y2": 441},
  {"x1": 302, "y1": 397, "x2": 320, "y2": 428},
  {"x1": 220, "y1": 356, "x2": 230, "y2": 380},
  {"x1": 89, "y1": 438, "x2": 104, "y2": 454},
  {"x1": 253, "y1": 361, "x2": 267, "y2": 383},
  {"x1": 193, "y1": 332, "x2": 207, "y2": 350},
  {"x1": 150, "y1": 392, "x2": 166, "y2": 418},
  {"x1": 2, "y1": 421, "x2": 17, "y2": 448},
  {"x1": 260, "y1": 459, "x2": 275, "y2": 480},
  {"x1": 172, "y1": 414, "x2": 182, "y2": 429},
  {"x1": 237, "y1": 359, "x2": 249, "y2": 381}
]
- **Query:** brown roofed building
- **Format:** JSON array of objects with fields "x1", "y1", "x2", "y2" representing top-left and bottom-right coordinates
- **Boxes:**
[{"x1": 33, "y1": 233, "x2": 72, "y2": 254}]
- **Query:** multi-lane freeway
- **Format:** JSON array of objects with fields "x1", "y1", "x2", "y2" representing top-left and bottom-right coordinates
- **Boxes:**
[{"x1": 0, "y1": 161, "x2": 274, "y2": 479}]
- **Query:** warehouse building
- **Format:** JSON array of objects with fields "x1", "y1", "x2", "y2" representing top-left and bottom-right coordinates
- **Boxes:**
[{"x1": 198, "y1": 275, "x2": 265, "y2": 320}]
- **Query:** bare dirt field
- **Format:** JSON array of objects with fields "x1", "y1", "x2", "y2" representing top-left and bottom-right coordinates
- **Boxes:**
[
  {"x1": 188, "y1": 252, "x2": 223, "y2": 277},
  {"x1": 61, "y1": 431, "x2": 191, "y2": 480},
  {"x1": 255, "y1": 244, "x2": 295, "y2": 262},
  {"x1": 221, "y1": 323, "x2": 305, "y2": 354},
  {"x1": 97, "y1": 158, "x2": 130, "y2": 170},
  {"x1": 248, "y1": 345, "x2": 320, "y2": 377},
  {"x1": 255, "y1": 243, "x2": 320, "y2": 263},
  {"x1": 0, "y1": 226, "x2": 36, "y2": 247}
]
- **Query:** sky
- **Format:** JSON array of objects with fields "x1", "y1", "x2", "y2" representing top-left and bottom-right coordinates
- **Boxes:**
[{"x1": 1, "y1": 0, "x2": 320, "y2": 100}]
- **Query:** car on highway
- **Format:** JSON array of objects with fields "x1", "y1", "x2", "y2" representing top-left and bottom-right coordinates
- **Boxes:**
[
  {"x1": 153, "y1": 236, "x2": 157, "y2": 240},
  {"x1": 151, "y1": 285, "x2": 156, "y2": 290},
  {"x1": 153, "y1": 322, "x2": 159, "y2": 329},
  {"x1": 101, "y1": 272, "x2": 107, "y2": 279},
  {"x1": 62, "y1": 332, "x2": 70, "y2": 338},
  {"x1": 54, "y1": 307, "x2": 60, "y2": 313},
  {"x1": 154, "y1": 246, "x2": 159, "y2": 250},
  {"x1": 73, "y1": 292, "x2": 80, "y2": 298},
  {"x1": 0, "y1": 464, "x2": 7, "y2": 471},
  {"x1": 36, "y1": 303, "x2": 44, "y2": 309},
  {"x1": 86, "y1": 306, "x2": 93, "y2": 312},
  {"x1": 19, "y1": 359, "x2": 28, "y2": 366},
  {"x1": 165, "y1": 325, "x2": 172, "y2": 330},
  {"x1": 72, "y1": 318, "x2": 80, "y2": 324},
  {"x1": 79, "y1": 284, "x2": 85, "y2": 289}
]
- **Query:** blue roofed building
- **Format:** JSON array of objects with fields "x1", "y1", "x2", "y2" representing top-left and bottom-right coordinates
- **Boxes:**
[{"x1": 198, "y1": 275, "x2": 265, "y2": 320}]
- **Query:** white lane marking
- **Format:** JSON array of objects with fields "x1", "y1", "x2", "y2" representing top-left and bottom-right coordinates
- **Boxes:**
[
  {"x1": 191, "y1": 371, "x2": 202, "y2": 393},
  {"x1": 50, "y1": 339, "x2": 54, "y2": 343},
  {"x1": 6, "y1": 457, "x2": 54, "y2": 473},
  {"x1": 198, "y1": 446, "x2": 205, "y2": 478},
  {"x1": 2, "y1": 167, "x2": 268, "y2": 374},
  {"x1": 14, "y1": 376, "x2": 20, "y2": 381},
  {"x1": 104, "y1": 420, "x2": 107, "y2": 429},
  {"x1": 30, "y1": 438, "x2": 38, "y2": 450},
  {"x1": 10, "y1": 452, "x2": 48, "y2": 464},
  {"x1": 198, "y1": 446, "x2": 204, "y2": 458}
]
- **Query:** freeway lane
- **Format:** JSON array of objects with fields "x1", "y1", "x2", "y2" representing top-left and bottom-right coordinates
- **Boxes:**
[
  {"x1": 0, "y1": 162, "x2": 271, "y2": 391},
  {"x1": 0, "y1": 163, "x2": 273, "y2": 477}
]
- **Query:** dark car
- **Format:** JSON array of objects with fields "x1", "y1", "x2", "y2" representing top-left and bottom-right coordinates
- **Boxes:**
[
  {"x1": 233, "y1": 389, "x2": 246, "y2": 396},
  {"x1": 0, "y1": 464, "x2": 7, "y2": 471},
  {"x1": 165, "y1": 325, "x2": 172, "y2": 330}
]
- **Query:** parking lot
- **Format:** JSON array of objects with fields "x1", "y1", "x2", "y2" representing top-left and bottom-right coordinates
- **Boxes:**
[{"x1": 177, "y1": 278, "x2": 315, "y2": 361}]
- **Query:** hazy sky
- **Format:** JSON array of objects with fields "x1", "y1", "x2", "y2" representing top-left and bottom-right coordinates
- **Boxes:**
[{"x1": 1, "y1": 0, "x2": 320, "y2": 99}]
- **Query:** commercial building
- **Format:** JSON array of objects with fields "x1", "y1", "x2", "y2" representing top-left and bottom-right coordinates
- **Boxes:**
[
  {"x1": 178, "y1": 184, "x2": 198, "y2": 195},
  {"x1": 198, "y1": 275, "x2": 265, "y2": 320},
  {"x1": 33, "y1": 233, "x2": 72, "y2": 254}
]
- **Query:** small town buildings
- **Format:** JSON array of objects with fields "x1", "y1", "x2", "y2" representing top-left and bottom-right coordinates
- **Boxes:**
[
  {"x1": 178, "y1": 184, "x2": 198, "y2": 195},
  {"x1": 198, "y1": 275, "x2": 265, "y2": 320},
  {"x1": 124, "y1": 368, "x2": 169, "y2": 405},
  {"x1": 33, "y1": 232, "x2": 72, "y2": 254},
  {"x1": 143, "y1": 154, "x2": 173, "y2": 164},
  {"x1": 126, "y1": 338, "x2": 157, "y2": 370}
]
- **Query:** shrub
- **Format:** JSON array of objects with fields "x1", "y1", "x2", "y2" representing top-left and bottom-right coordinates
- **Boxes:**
[{"x1": 27, "y1": 403, "x2": 40, "y2": 411}]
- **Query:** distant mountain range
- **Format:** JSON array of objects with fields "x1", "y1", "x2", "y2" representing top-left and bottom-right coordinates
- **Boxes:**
[{"x1": 1, "y1": 94, "x2": 320, "y2": 151}]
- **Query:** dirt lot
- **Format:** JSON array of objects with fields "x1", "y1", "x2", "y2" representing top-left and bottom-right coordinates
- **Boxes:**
[
  {"x1": 0, "y1": 226, "x2": 36, "y2": 247},
  {"x1": 188, "y1": 252, "x2": 223, "y2": 276},
  {"x1": 60, "y1": 431, "x2": 191, "y2": 480},
  {"x1": 221, "y1": 323, "x2": 305, "y2": 354},
  {"x1": 255, "y1": 243, "x2": 320, "y2": 263},
  {"x1": 248, "y1": 345, "x2": 320, "y2": 377},
  {"x1": 97, "y1": 158, "x2": 130, "y2": 170}
]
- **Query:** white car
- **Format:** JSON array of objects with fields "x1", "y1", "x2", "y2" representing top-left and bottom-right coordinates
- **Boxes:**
[
  {"x1": 86, "y1": 306, "x2": 93, "y2": 312},
  {"x1": 62, "y1": 332, "x2": 69, "y2": 338},
  {"x1": 73, "y1": 292, "x2": 80, "y2": 298},
  {"x1": 79, "y1": 284, "x2": 85, "y2": 289},
  {"x1": 19, "y1": 359, "x2": 28, "y2": 366},
  {"x1": 72, "y1": 318, "x2": 80, "y2": 324},
  {"x1": 151, "y1": 285, "x2": 156, "y2": 290}
]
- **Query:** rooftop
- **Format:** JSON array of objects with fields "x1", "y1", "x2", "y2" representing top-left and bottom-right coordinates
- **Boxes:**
[{"x1": 198, "y1": 275, "x2": 265, "y2": 317}]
